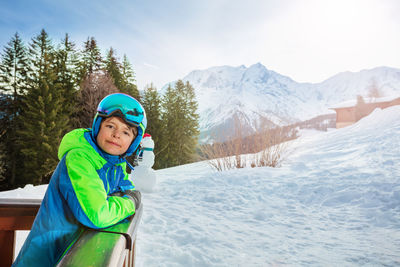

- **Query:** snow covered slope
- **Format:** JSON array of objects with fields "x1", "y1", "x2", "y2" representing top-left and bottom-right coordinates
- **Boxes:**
[
  {"x1": 172, "y1": 64, "x2": 400, "y2": 142},
  {"x1": 4, "y1": 105, "x2": 400, "y2": 265},
  {"x1": 136, "y1": 106, "x2": 400, "y2": 266}
]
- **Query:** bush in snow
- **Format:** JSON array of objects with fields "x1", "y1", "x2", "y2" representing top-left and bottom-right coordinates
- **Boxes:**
[{"x1": 200, "y1": 125, "x2": 292, "y2": 171}]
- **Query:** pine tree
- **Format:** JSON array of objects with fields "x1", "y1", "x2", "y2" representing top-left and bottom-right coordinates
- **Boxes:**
[
  {"x1": 105, "y1": 47, "x2": 123, "y2": 90},
  {"x1": 79, "y1": 37, "x2": 102, "y2": 83},
  {"x1": 72, "y1": 37, "x2": 103, "y2": 129},
  {"x1": 173, "y1": 80, "x2": 199, "y2": 165},
  {"x1": 180, "y1": 81, "x2": 200, "y2": 164},
  {"x1": 55, "y1": 33, "x2": 79, "y2": 131},
  {"x1": 0, "y1": 32, "x2": 29, "y2": 187},
  {"x1": 104, "y1": 49, "x2": 140, "y2": 99},
  {"x1": 0, "y1": 140, "x2": 6, "y2": 188},
  {"x1": 158, "y1": 84, "x2": 179, "y2": 168},
  {"x1": 120, "y1": 55, "x2": 139, "y2": 99},
  {"x1": 140, "y1": 83, "x2": 162, "y2": 166},
  {"x1": 0, "y1": 33, "x2": 28, "y2": 95},
  {"x1": 157, "y1": 80, "x2": 199, "y2": 168},
  {"x1": 18, "y1": 29, "x2": 67, "y2": 185}
]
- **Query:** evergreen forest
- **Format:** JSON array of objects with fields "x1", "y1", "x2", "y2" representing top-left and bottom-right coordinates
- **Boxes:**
[{"x1": 0, "y1": 30, "x2": 200, "y2": 190}]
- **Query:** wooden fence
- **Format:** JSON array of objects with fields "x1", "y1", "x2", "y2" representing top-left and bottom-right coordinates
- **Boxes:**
[{"x1": 0, "y1": 198, "x2": 142, "y2": 267}]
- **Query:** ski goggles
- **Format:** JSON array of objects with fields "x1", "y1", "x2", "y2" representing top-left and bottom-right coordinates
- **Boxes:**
[{"x1": 96, "y1": 94, "x2": 147, "y2": 129}]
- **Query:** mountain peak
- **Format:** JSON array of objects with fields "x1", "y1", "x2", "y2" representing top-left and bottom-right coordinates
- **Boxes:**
[{"x1": 250, "y1": 62, "x2": 265, "y2": 68}]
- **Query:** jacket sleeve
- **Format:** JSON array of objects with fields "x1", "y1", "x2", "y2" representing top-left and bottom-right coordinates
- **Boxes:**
[
  {"x1": 59, "y1": 150, "x2": 136, "y2": 229},
  {"x1": 118, "y1": 165, "x2": 136, "y2": 192}
]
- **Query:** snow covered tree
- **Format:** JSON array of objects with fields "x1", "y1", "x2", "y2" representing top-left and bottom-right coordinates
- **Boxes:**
[
  {"x1": 18, "y1": 29, "x2": 67, "y2": 185},
  {"x1": 0, "y1": 32, "x2": 29, "y2": 187}
]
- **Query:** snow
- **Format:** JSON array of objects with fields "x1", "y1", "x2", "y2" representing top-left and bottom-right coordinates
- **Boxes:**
[{"x1": 1, "y1": 106, "x2": 400, "y2": 266}]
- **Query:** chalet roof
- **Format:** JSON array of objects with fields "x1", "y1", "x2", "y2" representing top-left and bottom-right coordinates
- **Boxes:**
[{"x1": 330, "y1": 95, "x2": 400, "y2": 109}]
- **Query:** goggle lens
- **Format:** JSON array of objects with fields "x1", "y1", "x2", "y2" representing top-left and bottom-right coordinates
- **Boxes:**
[
  {"x1": 96, "y1": 93, "x2": 147, "y2": 129},
  {"x1": 98, "y1": 108, "x2": 144, "y2": 127}
]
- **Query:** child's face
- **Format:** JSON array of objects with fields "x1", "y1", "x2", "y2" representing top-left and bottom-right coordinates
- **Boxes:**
[{"x1": 96, "y1": 116, "x2": 136, "y2": 155}]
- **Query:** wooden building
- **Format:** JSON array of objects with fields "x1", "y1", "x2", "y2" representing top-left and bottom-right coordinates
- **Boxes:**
[{"x1": 331, "y1": 96, "x2": 400, "y2": 128}]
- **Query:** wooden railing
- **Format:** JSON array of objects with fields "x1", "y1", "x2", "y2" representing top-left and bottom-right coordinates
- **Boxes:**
[
  {"x1": 0, "y1": 198, "x2": 142, "y2": 267},
  {"x1": 0, "y1": 198, "x2": 42, "y2": 267},
  {"x1": 58, "y1": 203, "x2": 143, "y2": 267}
]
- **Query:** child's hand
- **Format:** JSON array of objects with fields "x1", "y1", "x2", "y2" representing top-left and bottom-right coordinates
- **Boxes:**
[{"x1": 125, "y1": 190, "x2": 142, "y2": 209}]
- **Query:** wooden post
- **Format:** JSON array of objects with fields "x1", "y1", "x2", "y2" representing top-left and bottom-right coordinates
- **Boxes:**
[
  {"x1": 0, "y1": 199, "x2": 41, "y2": 266},
  {"x1": 0, "y1": 230, "x2": 15, "y2": 267},
  {"x1": 124, "y1": 238, "x2": 136, "y2": 267}
]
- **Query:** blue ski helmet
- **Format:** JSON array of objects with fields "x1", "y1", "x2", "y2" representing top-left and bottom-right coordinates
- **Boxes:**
[{"x1": 91, "y1": 93, "x2": 147, "y2": 156}]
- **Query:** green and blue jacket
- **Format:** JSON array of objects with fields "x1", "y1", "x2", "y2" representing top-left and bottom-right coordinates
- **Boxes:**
[{"x1": 13, "y1": 129, "x2": 136, "y2": 266}]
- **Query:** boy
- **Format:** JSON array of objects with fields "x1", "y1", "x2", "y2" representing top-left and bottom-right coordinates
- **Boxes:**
[{"x1": 13, "y1": 93, "x2": 146, "y2": 266}]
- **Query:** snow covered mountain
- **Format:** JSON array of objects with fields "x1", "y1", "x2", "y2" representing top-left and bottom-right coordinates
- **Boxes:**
[
  {"x1": 313, "y1": 67, "x2": 400, "y2": 105},
  {"x1": 166, "y1": 64, "x2": 400, "y2": 142}
]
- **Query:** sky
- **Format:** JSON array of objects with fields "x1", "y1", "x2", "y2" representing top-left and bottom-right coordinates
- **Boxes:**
[
  {"x1": 2, "y1": 105, "x2": 400, "y2": 265},
  {"x1": 1, "y1": 0, "x2": 399, "y2": 90}
]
